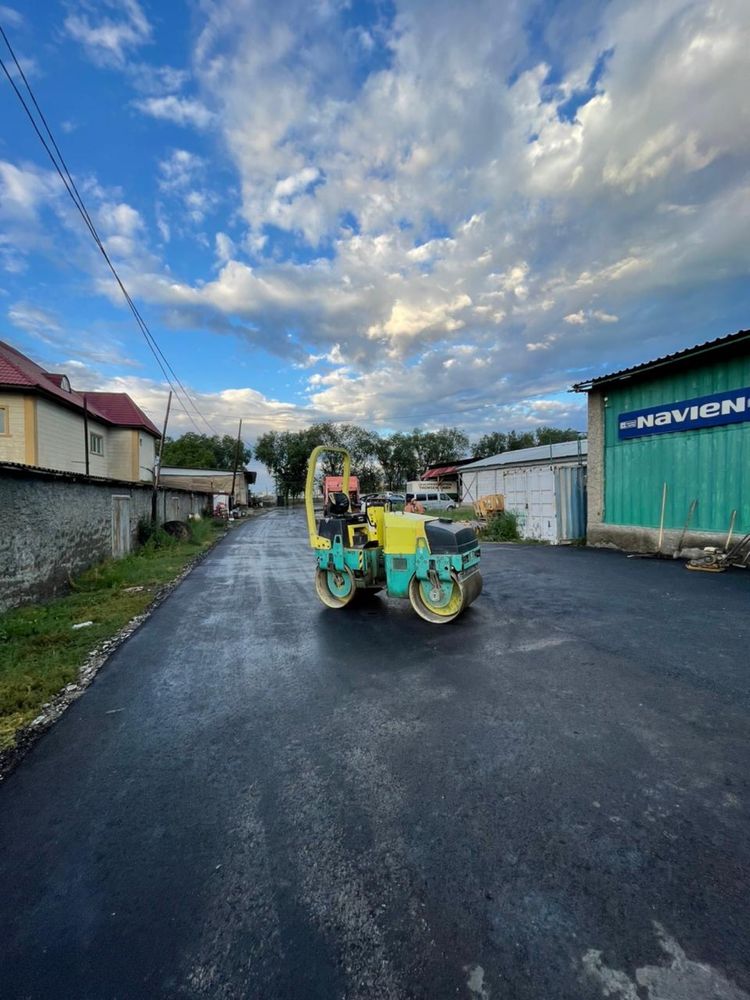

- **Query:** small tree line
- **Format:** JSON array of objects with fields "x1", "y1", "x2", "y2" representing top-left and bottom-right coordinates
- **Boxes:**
[
  {"x1": 159, "y1": 424, "x2": 584, "y2": 503},
  {"x1": 256, "y1": 423, "x2": 584, "y2": 502}
]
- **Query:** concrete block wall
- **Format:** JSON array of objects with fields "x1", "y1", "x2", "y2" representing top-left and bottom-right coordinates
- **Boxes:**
[{"x1": 0, "y1": 469, "x2": 208, "y2": 613}]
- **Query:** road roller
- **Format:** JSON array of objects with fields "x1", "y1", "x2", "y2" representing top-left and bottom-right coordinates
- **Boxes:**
[{"x1": 305, "y1": 446, "x2": 482, "y2": 624}]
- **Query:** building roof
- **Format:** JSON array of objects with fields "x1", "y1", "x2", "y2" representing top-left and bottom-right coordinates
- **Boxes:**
[
  {"x1": 0, "y1": 459, "x2": 192, "y2": 490},
  {"x1": 84, "y1": 392, "x2": 159, "y2": 435},
  {"x1": 159, "y1": 467, "x2": 256, "y2": 482},
  {"x1": 423, "y1": 465, "x2": 458, "y2": 479},
  {"x1": 571, "y1": 329, "x2": 750, "y2": 392},
  {"x1": 0, "y1": 340, "x2": 159, "y2": 436},
  {"x1": 460, "y1": 439, "x2": 587, "y2": 471}
]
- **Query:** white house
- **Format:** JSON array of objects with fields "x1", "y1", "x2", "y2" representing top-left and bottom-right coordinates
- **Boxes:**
[{"x1": 0, "y1": 339, "x2": 159, "y2": 481}]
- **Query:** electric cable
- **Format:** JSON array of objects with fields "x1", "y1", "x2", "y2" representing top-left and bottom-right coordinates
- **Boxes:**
[{"x1": 0, "y1": 25, "x2": 220, "y2": 437}]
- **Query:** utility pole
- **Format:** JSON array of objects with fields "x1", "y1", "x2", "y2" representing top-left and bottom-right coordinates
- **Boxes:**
[
  {"x1": 152, "y1": 390, "x2": 172, "y2": 522},
  {"x1": 83, "y1": 397, "x2": 90, "y2": 477},
  {"x1": 230, "y1": 418, "x2": 243, "y2": 510}
]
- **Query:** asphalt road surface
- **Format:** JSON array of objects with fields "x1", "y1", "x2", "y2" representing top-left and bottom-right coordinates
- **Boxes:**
[{"x1": 1, "y1": 509, "x2": 749, "y2": 1000}]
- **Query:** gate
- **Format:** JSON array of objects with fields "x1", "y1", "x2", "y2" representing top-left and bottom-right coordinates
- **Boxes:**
[{"x1": 111, "y1": 495, "x2": 131, "y2": 558}]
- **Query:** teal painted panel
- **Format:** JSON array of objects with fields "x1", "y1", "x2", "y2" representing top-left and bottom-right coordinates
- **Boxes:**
[{"x1": 604, "y1": 354, "x2": 750, "y2": 533}]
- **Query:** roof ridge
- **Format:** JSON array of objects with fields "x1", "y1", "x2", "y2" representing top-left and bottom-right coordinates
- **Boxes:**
[{"x1": 572, "y1": 328, "x2": 750, "y2": 391}]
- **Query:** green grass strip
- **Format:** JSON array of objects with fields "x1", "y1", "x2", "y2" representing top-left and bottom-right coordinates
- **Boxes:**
[{"x1": 0, "y1": 518, "x2": 225, "y2": 751}]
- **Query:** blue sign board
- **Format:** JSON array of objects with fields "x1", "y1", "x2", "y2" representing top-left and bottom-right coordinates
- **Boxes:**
[{"x1": 619, "y1": 386, "x2": 750, "y2": 439}]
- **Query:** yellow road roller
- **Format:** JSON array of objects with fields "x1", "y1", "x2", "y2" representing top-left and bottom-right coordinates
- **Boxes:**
[{"x1": 306, "y1": 446, "x2": 482, "y2": 623}]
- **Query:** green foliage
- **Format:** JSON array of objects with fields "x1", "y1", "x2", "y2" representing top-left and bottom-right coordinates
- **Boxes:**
[
  {"x1": 481, "y1": 510, "x2": 521, "y2": 541},
  {"x1": 161, "y1": 432, "x2": 252, "y2": 470},
  {"x1": 255, "y1": 426, "x2": 327, "y2": 501},
  {"x1": 377, "y1": 427, "x2": 470, "y2": 488},
  {"x1": 253, "y1": 420, "x2": 583, "y2": 495}
]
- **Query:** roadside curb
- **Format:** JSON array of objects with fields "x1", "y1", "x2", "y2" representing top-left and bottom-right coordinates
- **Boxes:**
[{"x1": 0, "y1": 520, "x2": 245, "y2": 784}]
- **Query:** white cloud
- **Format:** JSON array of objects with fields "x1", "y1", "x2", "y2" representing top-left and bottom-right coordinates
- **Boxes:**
[
  {"x1": 8, "y1": 302, "x2": 61, "y2": 334},
  {"x1": 4, "y1": 0, "x2": 750, "y2": 438},
  {"x1": 0, "y1": 5, "x2": 24, "y2": 28},
  {"x1": 564, "y1": 311, "x2": 586, "y2": 325},
  {"x1": 214, "y1": 232, "x2": 236, "y2": 265},
  {"x1": 65, "y1": 0, "x2": 152, "y2": 68},
  {"x1": 133, "y1": 96, "x2": 214, "y2": 129}
]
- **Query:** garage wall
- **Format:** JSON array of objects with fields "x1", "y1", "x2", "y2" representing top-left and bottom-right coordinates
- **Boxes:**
[
  {"x1": 603, "y1": 353, "x2": 750, "y2": 534},
  {"x1": 463, "y1": 463, "x2": 586, "y2": 543},
  {"x1": 0, "y1": 468, "x2": 208, "y2": 612}
]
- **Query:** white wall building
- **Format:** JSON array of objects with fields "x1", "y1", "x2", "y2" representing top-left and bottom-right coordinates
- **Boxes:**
[{"x1": 460, "y1": 440, "x2": 588, "y2": 544}]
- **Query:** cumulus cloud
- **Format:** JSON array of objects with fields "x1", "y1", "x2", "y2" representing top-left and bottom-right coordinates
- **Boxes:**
[{"x1": 5, "y1": 0, "x2": 750, "y2": 436}]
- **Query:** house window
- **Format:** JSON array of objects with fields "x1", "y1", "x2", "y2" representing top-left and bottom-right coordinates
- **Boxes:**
[
  {"x1": 0, "y1": 406, "x2": 7, "y2": 435},
  {"x1": 89, "y1": 431, "x2": 104, "y2": 455}
]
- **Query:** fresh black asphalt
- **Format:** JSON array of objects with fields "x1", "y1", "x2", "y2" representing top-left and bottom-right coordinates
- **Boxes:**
[{"x1": 1, "y1": 508, "x2": 749, "y2": 999}]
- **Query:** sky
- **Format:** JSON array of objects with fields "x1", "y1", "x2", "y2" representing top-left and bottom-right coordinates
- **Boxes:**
[{"x1": 0, "y1": 0, "x2": 749, "y2": 463}]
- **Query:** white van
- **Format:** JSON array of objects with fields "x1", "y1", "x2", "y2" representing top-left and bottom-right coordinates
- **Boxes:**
[{"x1": 411, "y1": 490, "x2": 456, "y2": 510}]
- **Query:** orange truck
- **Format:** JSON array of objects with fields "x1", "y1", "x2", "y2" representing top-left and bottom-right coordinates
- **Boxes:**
[{"x1": 323, "y1": 475, "x2": 360, "y2": 513}]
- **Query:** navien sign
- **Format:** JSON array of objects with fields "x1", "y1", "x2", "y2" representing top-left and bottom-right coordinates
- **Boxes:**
[{"x1": 618, "y1": 386, "x2": 750, "y2": 439}]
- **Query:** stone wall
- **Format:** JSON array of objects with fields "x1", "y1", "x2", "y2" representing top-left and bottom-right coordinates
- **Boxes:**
[{"x1": 0, "y1": 465, "x2": 209, "y2": 613}]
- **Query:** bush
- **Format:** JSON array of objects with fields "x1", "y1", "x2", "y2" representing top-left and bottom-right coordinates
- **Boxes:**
[
  {"x1": 481, "y1": 510, "x2": 521, "y2": 542},
  {"x1": 136, "y1": 517, "x2": 178, "y2": 552}
]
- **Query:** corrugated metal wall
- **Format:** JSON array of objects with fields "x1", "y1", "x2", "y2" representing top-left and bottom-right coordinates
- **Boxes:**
[
  {"x1": 604, "y1": 354, "x2": 750, "y2": 533},
  {"x1": 556, "y1": 465, "x2": 587, "y2": 541},
  {"x1": 461, "y1": 463, "x2": 586, "y2": 543}
]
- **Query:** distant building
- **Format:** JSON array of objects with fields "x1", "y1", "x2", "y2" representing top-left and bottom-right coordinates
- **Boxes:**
[
  {"x1": 572, "y1": 328, "x2": 750, "y2": 553},
  {"x1": 0, "y1": 340, "x2": 159, "y2": 481},
  {"x1": 158, "y1": 467, "x2": 257, "y2": 506},
  {"x1": 460, "y1": 440, "x2": 588, "y2": 544},
  {"x1": 418, "y1": 457, "x2": 480, "y2": 497}
]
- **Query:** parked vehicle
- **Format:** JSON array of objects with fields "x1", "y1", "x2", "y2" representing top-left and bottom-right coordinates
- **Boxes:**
[
  {"x1": 323, "y1": 475, "x2": 360, "y2": 513},
  {"x1": 410, "y1": 491, "x2": 456, "y2": 510}
]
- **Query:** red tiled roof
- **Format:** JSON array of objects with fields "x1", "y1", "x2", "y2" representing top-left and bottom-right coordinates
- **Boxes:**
[
  {"x1": 423, "y1": 465, "x2": 458, "y2": 479},
  {"x1": 0, "y1": 340, "x2": 89, "y2": 406},
  {"x1": 84, "y1": 392, "x2": 159, "y2": 436},
  {"x1": 0, "y1": 340, "x2": 159, "y2": 436}
]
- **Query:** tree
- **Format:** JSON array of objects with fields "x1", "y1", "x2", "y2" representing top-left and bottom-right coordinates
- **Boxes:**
[
  {"x1": 506, "y1": 429, "x2": 536, "y2": 451},
  {"x1": 317, "y1": 423, "x2": 383, "y2": 493},
  {"x1": 161, "y1": 432, "x2": 252, "y2": 469},
  {"x1": 474, "y1": 432, "x2": 508, "y2": 459},
  {"x1": 255, "y1": 426, "x2": 327, "y2": 501},
  {"x1": 376, "y1": 432, "x2": 418, "y2": 490},
  {"x1": 410, "y1": 427, "x2": 470, "y2": 471},
  {"x1": 534, "y1": 426, "x2": 585, "y2": 446}
]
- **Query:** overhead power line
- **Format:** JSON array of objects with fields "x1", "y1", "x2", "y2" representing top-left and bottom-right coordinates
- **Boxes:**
[{"x1": 0, "y1": 23, "x2": 220, "y2": 438}]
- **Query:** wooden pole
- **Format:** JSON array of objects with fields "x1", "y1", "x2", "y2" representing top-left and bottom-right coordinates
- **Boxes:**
[
  {"x1": 152, "y1": 390, "x2": 172, "y2": 522},
  {"x1": 83, "y1": 397, "x2": 90, "y2": 477},
  {"x1": 230, "y1": 418, "x2": 243, "y2": 509},
  {"x1": 656, "y1": 481, "x2": 667, "y2": 553},
  {"x1": 726, "y1": 509, "x2": 737, "y2": 551}
]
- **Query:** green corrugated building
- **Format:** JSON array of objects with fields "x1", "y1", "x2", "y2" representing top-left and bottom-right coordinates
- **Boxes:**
[{"x1": 573, "y1": 329, "x2": 750, "y2": 553}]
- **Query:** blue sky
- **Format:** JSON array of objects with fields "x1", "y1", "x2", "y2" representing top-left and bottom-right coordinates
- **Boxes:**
[{"x1": 0, "y1": 0, "x2": 748, "y2": 453}]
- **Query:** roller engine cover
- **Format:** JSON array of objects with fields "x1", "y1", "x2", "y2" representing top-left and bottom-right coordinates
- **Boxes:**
[{"x1": 425, "y1": 519, "x2": 479, "y2": 555}]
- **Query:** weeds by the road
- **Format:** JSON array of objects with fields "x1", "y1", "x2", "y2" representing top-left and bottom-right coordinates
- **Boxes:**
[
  {"x1": 480, "y1": 510, "x2": 521, "y2": 541},
  {"x1": 0, "y1": 519, "x2": 225, "y2": 752}
]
